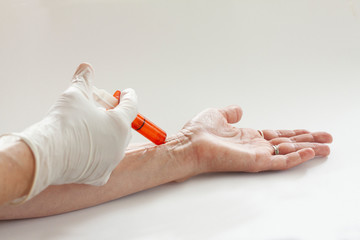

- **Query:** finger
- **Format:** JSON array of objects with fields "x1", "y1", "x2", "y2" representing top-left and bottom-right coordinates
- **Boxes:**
[
  {"x1": 277, "y1": 142, "x2": 331, "y2": 157},
  {"x1": 270, "y1": 132, "x2": 333, "y2": 145},
  {"x1": 108, "y1": 88, "x2": 138, "y2": 125},
  {"x1": 269, "y1": 148, "x2": 315, "y2": 170},
  {"x1": 71, "y1": 62, "x2": 94, "y2": 96},
  {"x1": 270, "y1": 137, "x2": 293, "y2": 145},
  {"x1": 290, "y1": 132, "x2": 333, "y2": 143},
  {"x1": 262, "y1": 129, "x2": 310, "y2": 140},
  {"x1": 219, "y1": 105, "x2": 243, "y2": 124}
]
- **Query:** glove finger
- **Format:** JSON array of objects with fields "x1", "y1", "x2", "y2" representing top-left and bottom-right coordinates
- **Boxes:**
[
  {"x1": 109, "y1": 88, "x2": 138, "y2": 125},
  {"x1": 71, "y1": 62, "x2": 94, "y2": 98}
]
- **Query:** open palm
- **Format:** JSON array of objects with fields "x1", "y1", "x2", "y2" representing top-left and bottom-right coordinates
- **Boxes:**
[{"x1": 182, "y1": 105, "x2": 332, "y2": 174}]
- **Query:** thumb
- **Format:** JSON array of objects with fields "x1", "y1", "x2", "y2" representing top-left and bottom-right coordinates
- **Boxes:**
[
  {"x1": 109, "y1": 88, "x2": 138, "y2": 125},
  {"x1": 219, "y1": 105, "x2": 243, "y2": 124},
  {"x1": 71, "y1": 62, "x2": 94, "y2": 97}
]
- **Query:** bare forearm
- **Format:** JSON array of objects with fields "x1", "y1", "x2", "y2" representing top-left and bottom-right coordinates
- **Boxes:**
[
  {"x1": 0, "y1": 139, "x2": 35, "y2": 205},
  {"x1": 0, "y1": 134, "x2": 195, "y2": 220}
]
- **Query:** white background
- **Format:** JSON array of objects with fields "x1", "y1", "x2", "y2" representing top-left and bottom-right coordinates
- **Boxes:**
[{"x1": 0, "y1": 0, "x2": 360, "y2": 239}]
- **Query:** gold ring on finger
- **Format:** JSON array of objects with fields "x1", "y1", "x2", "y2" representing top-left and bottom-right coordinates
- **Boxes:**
[
  {"x1": 258, "y1": 130, "x2": 264, "y2": 138},
  {"x1": 272, "y1": 145, "x2": 280, "y2": 155}
]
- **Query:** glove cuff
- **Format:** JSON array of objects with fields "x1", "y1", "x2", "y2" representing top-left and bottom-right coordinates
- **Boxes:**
[
  {"x1": 9, "y1": 119, "x2": 58, "y2": 203},
  {"x1": 0, "y1": 134, "x2": 42, "y2": 204}
]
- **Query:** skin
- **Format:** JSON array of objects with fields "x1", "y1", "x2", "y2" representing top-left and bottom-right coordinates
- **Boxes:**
[
  {"x1": 0, "y1": 105, "x2": 332, "y2": 220},
  {"x1": 0, "y1": 141, "x2": 35, "y2": 205}
]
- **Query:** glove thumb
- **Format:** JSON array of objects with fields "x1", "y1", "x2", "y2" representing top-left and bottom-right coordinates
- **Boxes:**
[{"x1": 110, "y1": 88, "x2": 138, "y2": 125}]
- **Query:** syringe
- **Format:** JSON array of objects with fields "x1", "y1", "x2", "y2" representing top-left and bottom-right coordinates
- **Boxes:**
[{"x1": 92, "y1": 86, "x2": 167, "y2": 145}]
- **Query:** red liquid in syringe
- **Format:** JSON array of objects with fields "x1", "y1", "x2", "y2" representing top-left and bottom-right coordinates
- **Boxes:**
[{"x1": 113, "y1": 90, "x2": 167, "y2": 145}]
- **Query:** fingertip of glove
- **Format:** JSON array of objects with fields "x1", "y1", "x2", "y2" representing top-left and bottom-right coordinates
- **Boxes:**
[
  {"x1": 120, "y1": 88, "x2": 137, "y2": 100},
  {"x1": 75, "y1": 62, "x2": 94, "y2": 75},
  {"x1": 72, "y1": 63, "x2": 94, "y2": 85},
  {"x1": 70, "y1": 63, "x2": 95, "y2": 98}
]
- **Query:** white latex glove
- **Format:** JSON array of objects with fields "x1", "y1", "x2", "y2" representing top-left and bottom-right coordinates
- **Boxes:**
[{"x1": 11, "y1": 63, "x2": 138, "y2": 202}]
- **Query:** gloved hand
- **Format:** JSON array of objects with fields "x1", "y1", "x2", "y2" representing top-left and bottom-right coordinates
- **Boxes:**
[{"x1": 12, "y1": 63, "x2": 138, "y2": 202}]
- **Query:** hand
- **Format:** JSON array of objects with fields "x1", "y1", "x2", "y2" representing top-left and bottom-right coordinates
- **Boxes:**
[
  {"x1": 12, "y1": 63, "x2": 138, "y2": 202},
  {"x1": 180, "y1": 105, "x2": 332, "y2": 175}
]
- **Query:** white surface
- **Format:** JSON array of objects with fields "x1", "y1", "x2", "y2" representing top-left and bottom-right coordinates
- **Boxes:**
[{"x1": 1, "y1": 0, "x2": 360, "y2": 239}]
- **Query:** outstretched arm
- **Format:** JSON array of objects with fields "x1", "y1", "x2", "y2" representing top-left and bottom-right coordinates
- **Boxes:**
[{"x1": 0, "y1": 105, "x2": 332, "y2": 220}]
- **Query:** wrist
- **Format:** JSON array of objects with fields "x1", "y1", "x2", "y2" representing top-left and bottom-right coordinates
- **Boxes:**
[
  {"x1": 177, "y1": 128, "x2": 216, "y2": 175},
  {"x1": 164, "y1": 131, "x2": 202, "y2": 181}
]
